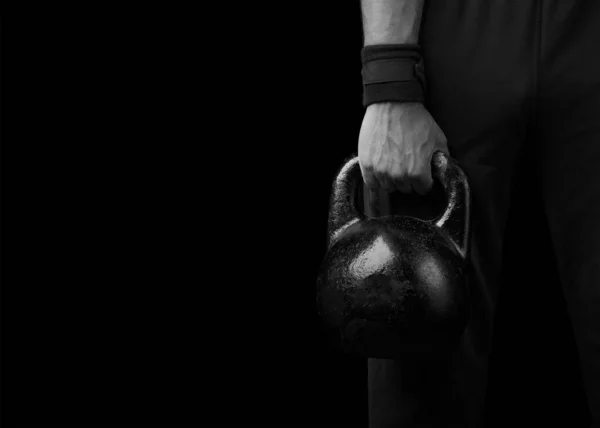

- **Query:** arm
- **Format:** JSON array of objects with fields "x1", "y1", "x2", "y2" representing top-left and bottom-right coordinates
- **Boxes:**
[
  {"x1": 361, "y1": 0, "x2": 425, "y2": 45},
  {"x1": 360, "y1": 2, "x2": 453, "y2": 428},
  {"x1": 358, "y1": 0, "x2": 446, "y2": 200}
]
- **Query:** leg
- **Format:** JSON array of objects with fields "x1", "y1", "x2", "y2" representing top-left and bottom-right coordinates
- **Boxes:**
[
  {"x1": 366, "y1": 1, "x2": 538, "y2": 427},
  {"x1": 538, "y1": 1, "x2": 600, "y2": 425}
]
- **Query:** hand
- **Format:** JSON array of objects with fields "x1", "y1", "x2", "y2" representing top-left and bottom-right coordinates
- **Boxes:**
[{"x1": 358, "y1": 102, "x2": 449, "y2": 194}]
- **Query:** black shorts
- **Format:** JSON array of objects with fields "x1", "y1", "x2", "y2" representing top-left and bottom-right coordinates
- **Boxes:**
[{"x1": 368, "y1": 1, "x2": 600, "y2": 427}]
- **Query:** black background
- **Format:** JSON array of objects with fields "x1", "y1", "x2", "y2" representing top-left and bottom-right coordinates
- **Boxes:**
[{"x1": 4, "y1": 5, "x2": 591, "y2": 426}]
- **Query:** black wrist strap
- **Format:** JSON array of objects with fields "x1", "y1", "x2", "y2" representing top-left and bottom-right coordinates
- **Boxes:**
[{"x1": 361, "y1": 44, "x2": 426, "y2": 107}]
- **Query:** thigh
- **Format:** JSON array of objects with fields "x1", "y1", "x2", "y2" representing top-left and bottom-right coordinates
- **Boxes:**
[
  {"x1": 366, "y1": 2, "x2": 538, "y2": 427},
  {"x1": 422, "y1": 0, "x2": 538, "y2": 424},
  {"x1": 537, "y1": 1, "x2": 600, "y2": 425},
  {"x1": 420, "y1": 0, "x2": 536, "y2": 351}
]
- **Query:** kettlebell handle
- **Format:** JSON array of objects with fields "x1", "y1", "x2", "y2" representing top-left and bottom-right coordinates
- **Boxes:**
[
  {"x1": 326, "y1": 156, "x2": 365, "y2": 248},
  {"x1": 430, "y1": 151, "x2": 471, "y2": 259},
  {"x1": 327, "y1": 151, "x2": 471, "y2": 259}
]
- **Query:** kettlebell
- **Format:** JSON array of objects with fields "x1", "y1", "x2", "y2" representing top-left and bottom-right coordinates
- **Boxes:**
[{"x1": 316, "y1": 151, "x2": 471, "y2": 358}]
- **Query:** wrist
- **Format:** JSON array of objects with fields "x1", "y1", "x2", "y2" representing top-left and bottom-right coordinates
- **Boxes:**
[
  {"x1": 361, "y1": 44, "x2": 427, "y2": 108},
  {"x1": 367, "y1": 102, "x2": 424, "y2": 117},
  {"x1": 367, "y1": 101, "x2": 423, "y2": 110}
]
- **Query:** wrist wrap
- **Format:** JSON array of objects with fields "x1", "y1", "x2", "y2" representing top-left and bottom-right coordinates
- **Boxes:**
[{"x1": 361, "y1": 44, "x2": 427, "y2": 107}]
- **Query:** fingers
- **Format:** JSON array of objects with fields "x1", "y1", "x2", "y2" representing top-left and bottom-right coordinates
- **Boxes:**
[
  {"x1": 391, "y1": 171, "x2": 433, "y2": 195},
  {"x1": 409, "y1": 161, "x2": 434, "y2": 195},
  {"x1": 393, "y1": 173, "x2": 413, "y2": 194},
  {"x1": 362, "y1": 164, "x2": 405, "y2": 193},
  {"x1": 361, "y1": 160, "x2": 435, "y2": 195},
  {"x1": 360, "y1": 164, "x2": 423, "y2": 194},
  {"x1": 376, "y1": 174, "x2": 397, "y2": 193},
  {"x1": 359, "y1": 136, "x2": 449, "y2": 195},
  {"x1": 360, "y1": 164, "x2": 381, "y2": 191}
]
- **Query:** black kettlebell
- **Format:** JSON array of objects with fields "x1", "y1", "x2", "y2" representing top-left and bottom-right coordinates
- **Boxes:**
[{"x1": 316, "y1": 151, "x2": 471, "y2": 358}]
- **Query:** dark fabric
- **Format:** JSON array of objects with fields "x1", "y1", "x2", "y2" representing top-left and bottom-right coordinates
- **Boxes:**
[
  {"x1": 362, "y1": 80, "x2": 426, "y2": 107},
  {"x1": 361, "y1": 43, "x2": 421, "y2": 62},
  {"x1": 366, "y1": 1, "x2": 600, "y2": 427},
  {"x1": 362, "y1": 58, "x2": 422, "y2": 85},
  {"x1": 361, "y1": 44, "x2": 426, "y2": 106}
]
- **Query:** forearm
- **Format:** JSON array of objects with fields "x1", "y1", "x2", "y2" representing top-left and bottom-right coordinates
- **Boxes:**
[{"x1": 360, "y1": 0, "x2": 425, "y2": 45}]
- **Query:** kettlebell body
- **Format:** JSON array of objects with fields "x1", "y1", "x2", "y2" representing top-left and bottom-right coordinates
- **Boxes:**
[{"x1": 316, "y1": 152, "x2": 471, "y2": 358}]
